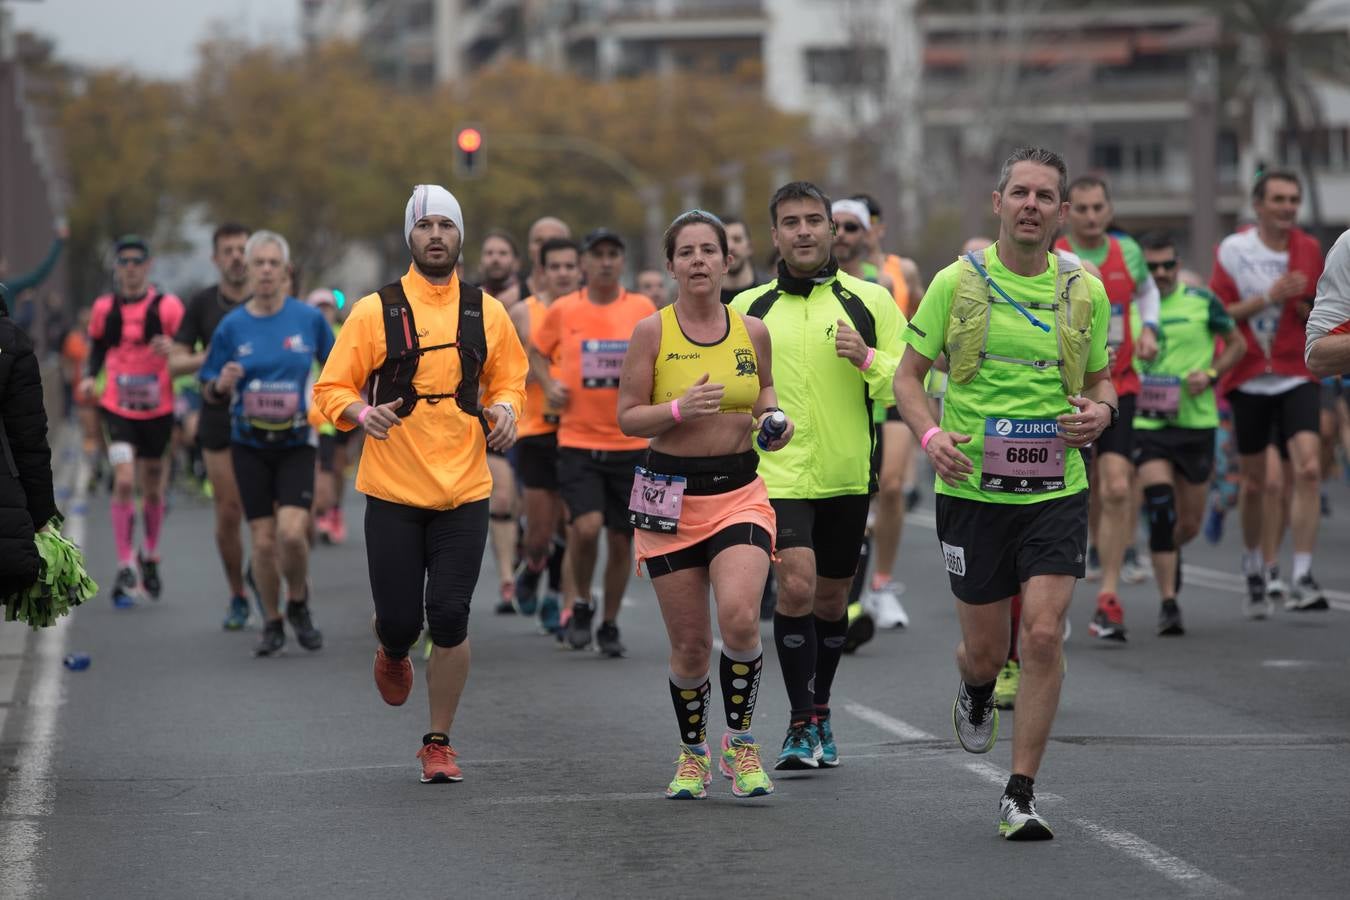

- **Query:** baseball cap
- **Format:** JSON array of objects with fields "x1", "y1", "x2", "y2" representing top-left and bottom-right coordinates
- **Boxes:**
[
  {"x1": 114, "y1": 234, "x2": 150, "y2": 255},
  {"x1": 582, "y1": 228, "x2": 625, "y2": 253}
]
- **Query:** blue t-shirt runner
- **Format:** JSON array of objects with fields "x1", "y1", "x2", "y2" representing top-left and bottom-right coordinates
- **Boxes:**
[{"x1": 200, "y1": 297, "x2": 334, "y2": 448}]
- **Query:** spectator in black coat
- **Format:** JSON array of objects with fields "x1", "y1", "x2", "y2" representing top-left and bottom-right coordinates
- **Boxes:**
[{"x1": 0, "y1": 283, "x2": 58, "y2": 601}]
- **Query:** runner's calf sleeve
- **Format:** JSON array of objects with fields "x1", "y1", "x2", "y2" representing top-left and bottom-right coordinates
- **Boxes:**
[
  {"x1": 669, "y1": 671, "x2": 712, "y2": 746},
  {"x1": 812, "y1": 614, "x2": 849, "y2": 708},
  {"x1": 547, "y1": 535, "x2": 566, "y2": 590},
  {"x1": 773, "y1": 611, "x2": 818, "y2": 721},
  {"x1": 719, "y1": 645, "x2": 763, "y2": 733},
  {"x1": 1144, "y1": 484, "x2": 1177, "y2": 553}
]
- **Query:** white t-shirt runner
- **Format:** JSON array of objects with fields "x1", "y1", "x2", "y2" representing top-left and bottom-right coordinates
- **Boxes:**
[{"x1": 1217, "y1": 229, "x2": 1307, "y2": 395}]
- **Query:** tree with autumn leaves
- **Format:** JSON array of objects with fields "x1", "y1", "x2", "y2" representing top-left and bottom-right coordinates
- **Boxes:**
[{"x1": 55, "y1": 40, "x2": 827, "y2": 297}]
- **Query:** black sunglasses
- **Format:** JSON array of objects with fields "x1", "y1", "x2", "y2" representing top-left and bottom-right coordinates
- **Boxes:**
[
  {"x1": 115, "y1": 255, "x2": 148, "y2": 267},
  {"x1": 1147, "y1": 259, "x2": 1178, "y2": 271},
  {"x1": 839, "y1": 222, "x2": 863, "y2": 233}
]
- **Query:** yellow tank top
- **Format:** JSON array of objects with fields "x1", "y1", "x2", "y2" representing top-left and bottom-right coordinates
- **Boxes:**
[{"x1": 651, "y1": 304, "x2": 759, "y2": 415}]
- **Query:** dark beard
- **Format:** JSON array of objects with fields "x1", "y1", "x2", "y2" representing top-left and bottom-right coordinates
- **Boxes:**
[{"x1": 413, "y1": 245, "x2": 460, "y2": 278}]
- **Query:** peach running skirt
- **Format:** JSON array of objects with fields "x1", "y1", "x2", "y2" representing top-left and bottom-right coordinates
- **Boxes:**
[{"x1": 633, "y1": 476, "x2": 777, "y2": 576}]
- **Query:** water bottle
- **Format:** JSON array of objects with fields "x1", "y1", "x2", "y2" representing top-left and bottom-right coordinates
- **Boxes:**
[
  {"x1": 757, "y1": 410, "x2": 788, "y2": 451},
  {"x1": 63, "y1": 653, "x2": 91, "y2": 671}
]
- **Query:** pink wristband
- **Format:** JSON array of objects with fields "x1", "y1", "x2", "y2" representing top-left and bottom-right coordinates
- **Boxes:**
[
  {"x1": 357, "y1": 406, "x2": 373, "y2": 426},
  {"x1": 858, "y1": 348, "x2": 876, "y2": 371},
  {"x1": 920, "y1": 426, "x2": 942, "y2": 450},
  {"x1": 670, "y1": 399, "x2": 683, "y2": 423}
]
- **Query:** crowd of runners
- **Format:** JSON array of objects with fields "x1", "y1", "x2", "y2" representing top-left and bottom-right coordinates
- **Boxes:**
[{"x1": 56, "y1": 144, "x2": 1350, "y2": 841}]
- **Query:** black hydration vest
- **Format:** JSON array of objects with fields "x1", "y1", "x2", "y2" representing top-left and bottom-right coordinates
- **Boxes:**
[
  {"x1": 744, "y1": 279, "x2": 881, "y2": 493},
  {"x1": 367, "y1": 280, "x2": 488, "y2": 427},
  {"x1": 103, "y1": 291, "x2": 166, "y2": 346}
]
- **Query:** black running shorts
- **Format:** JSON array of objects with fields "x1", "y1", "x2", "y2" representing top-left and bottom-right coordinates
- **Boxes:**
[
  {"x1": 231, "y1": 442, "x2": 316, "y2": 521},
  {"x1": 1228, "y1": 382, "x2": 1319, "y2": 456},
  {"x1": 1093, "y1": 392, "x2": 1136, "y2": 459},
  {"x1": 644, "y1": 522, "x2": 773, "y2": 578},
  {"x1": 557, "y1": 447, "x2": 644, "y2": 533},
  {"x1": 516, "y1": 433, "x2": 560, "y2": 492},
  {"x1": 1133, "y1": 427, "x2": 1215, "y2": 485},
  {"x1": 102, "y1": 410, "x2": 173, "y2": 459},
  {"x1": 934, "y1": 491, "x2": 1088, "y2": 605},
  {"x1": 770, "y1": 494, "x2": 871, "y2": 580},
  {"x1": 196, "y1": 403, "x2": 232, "y2": 452}
]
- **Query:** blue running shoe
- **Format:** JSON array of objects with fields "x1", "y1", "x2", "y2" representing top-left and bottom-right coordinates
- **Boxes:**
[
  {"x1": 1203, "y1": 505, "x2": 1224, "y2": 545},
  {"x1": 514, "y1": 562, "x2": 542, "y2": 616},
  {"x1": 774, "y1": 721, "x2": 822, "y2": 771},
  {"x1": 111, "y1": 566, "x2": 138, "y2": 609},
  {"x1": 538, "y1": 593, "x2": 561, "y2": 635},
  {"x1": 816, "y1": 716, "x2": 839, "y2": 768},
  {"x1": 222, "y1": 595, "x2": 250, "y2": 631}
]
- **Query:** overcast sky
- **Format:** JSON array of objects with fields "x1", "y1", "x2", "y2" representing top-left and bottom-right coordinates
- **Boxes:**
[{"x1": 9, "y1": 0, "x2": 300, "y2": 79}]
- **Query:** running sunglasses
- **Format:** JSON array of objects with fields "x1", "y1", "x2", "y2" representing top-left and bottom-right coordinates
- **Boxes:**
[
  {"x1": 840, "y1": 222, "x2": 863, "y2": 233},
  {"x1": 1147, "y1": 259, "x2": 1178, "y2": 272},
  {"x1": 115, "y1": 255, "x2": 148, "y2": 266}
]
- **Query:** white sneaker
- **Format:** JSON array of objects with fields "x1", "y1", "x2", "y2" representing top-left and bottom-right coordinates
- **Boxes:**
[
  {"x1": 863, "y1": 583, "x2": 909, "y2": 630},
  {"x1": 1265, "y1": 577, "x2": 1289, "y2": 604}
]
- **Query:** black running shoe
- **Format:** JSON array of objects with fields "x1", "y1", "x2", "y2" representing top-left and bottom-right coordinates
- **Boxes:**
[
  {"x1": 1287, "y1": 573, "x2": 1330, "y2": 612},
  {"x1": 111, "y1": 565, "x2": 138, "y2": 609},
  {"x1": 286, "y1": 601, "x2": 323, "y2": 651},
  {"x1": 566, "y1": 602, "x2": 594, "y2": 650},
  {"x1": 254, "y1": 619, "x2": 286, "y2": 656},
  {"x1": 1157, "y1": 599, "x2": 1185, "y2": 636},
  {"x1": 138, "y1": 553, "x2": 162, "y2": 600},
  {"x1": 596, "y1": 621, "x2": 625, "y2": 658}
]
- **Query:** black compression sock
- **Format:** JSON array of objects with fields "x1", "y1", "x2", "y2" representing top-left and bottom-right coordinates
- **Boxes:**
[
  {"x1": 719, "y1": 647, "x2": 763, "y2": 732},
  {"x1": 965, "y1": 680, "x2": 996, "y2": 703},
  {"x1": 812, "y1": 613, "x2": 849, "y2": 707},
  {"x1": 669, "y1": 672, "x2": 712, "y2": 746},
  {"x1": 773, "y1": 611, "x2": 818, "y2": 721},
  {"x1": 422, "y1": 732, "x2": 450, "y2": 746},
  {"x1": 1005, "y1": 773, "x2": 1035, "y2": 797}
]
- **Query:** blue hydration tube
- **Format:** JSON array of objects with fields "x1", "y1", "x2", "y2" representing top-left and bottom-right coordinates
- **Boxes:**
[{"x1": 964, "y1": 251, "x2": 1051, "y2": 332}]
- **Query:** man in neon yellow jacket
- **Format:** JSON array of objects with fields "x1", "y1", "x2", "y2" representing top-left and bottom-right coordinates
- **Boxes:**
[{"x1": 730, "y1": 181, "x2": 904, "y2": 772}]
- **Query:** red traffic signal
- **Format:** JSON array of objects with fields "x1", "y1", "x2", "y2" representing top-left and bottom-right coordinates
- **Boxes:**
[
  {"x1": 455, "y1": 126, "x2": 485, "y2": 177},
  {"x1": 457, "y1": 127, "x2": 482, "y2": 154}
]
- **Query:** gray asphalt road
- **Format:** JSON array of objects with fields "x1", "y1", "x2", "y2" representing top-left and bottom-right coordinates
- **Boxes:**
[{"x1": 3, "y1": 444, "x2": 1350, "y2": 899}]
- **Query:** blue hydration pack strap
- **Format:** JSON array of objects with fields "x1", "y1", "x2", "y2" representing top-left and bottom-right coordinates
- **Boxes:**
[{"x1": 964, "y1": 251, "x2": 1051, "y2": 332}]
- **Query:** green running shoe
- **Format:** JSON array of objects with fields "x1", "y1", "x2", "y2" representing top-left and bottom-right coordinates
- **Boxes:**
[
  {"x1": 719, "y1": 733, "x2": 774, "y2": 798},
  {"x1": 994, "y1": 659, "x2": 1020, "y2": 710},
  {"x1": 665, "y1": 743, "x2": 711, "y2": 799}
]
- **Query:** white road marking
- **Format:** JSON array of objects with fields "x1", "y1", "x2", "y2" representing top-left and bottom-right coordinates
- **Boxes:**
[
  {"x1": 840, "y1": 698, "x2": 1233, "y2": 896},
  {"x1": 841, "y1": 700, "x2": 934, "y2": 741},
  {"x1": 1073, "y1": 819, "x2": 1241, "y2": 897},
  {"x1": 0, "y1": 425, "x2": 84, "y2": 899},
  {"x1": 0, "y1": 617, "x2": 69, "y2": 899}
]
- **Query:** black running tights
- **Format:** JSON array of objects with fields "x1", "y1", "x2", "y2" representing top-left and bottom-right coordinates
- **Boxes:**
[{"x1": 365, "y1": 496, "x2": 489, "y2": 653}]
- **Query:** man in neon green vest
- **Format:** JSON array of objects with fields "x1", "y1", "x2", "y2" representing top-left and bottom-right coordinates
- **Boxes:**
[{"x1": 894, "y1": 147, "x2": 1114, "y2": 841}]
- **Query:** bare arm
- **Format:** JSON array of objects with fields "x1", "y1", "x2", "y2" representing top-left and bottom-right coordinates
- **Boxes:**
[
  {"x1": 169, "y1": 342, "x2": 207, "y2": 377},
  {"x1": 617, "y1": 315, "x2": 681, "y2": 438},
  {"x1": 1307, "y1": 332, "x2": 1350, "y2": 378}
]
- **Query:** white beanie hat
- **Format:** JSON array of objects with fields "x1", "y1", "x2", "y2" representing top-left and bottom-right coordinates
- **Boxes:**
[
  {"x1": 404, "y1": 184, "x2": 465, "y2": 247},
  {"x1": 831, "y1": 199, "x2": 871, "y2": 230}
]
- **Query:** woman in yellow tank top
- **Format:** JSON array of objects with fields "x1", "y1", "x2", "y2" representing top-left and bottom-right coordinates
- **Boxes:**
[{"x1": 617, "y1": 210, "x2": 795, "y2": 800}]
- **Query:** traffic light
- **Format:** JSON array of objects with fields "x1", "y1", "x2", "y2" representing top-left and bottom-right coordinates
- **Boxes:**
[{"x1": 455, "y1": 126, "x2": 485, "y2": 178}]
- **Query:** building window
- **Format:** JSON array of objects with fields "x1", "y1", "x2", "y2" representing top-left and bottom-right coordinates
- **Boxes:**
[
  {"x1": 804, "y1": 46, "x2": 887, "y2": 87},
  {"x1": 1279, "y1": 126, "x2": 1350, "y2": 170}
]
